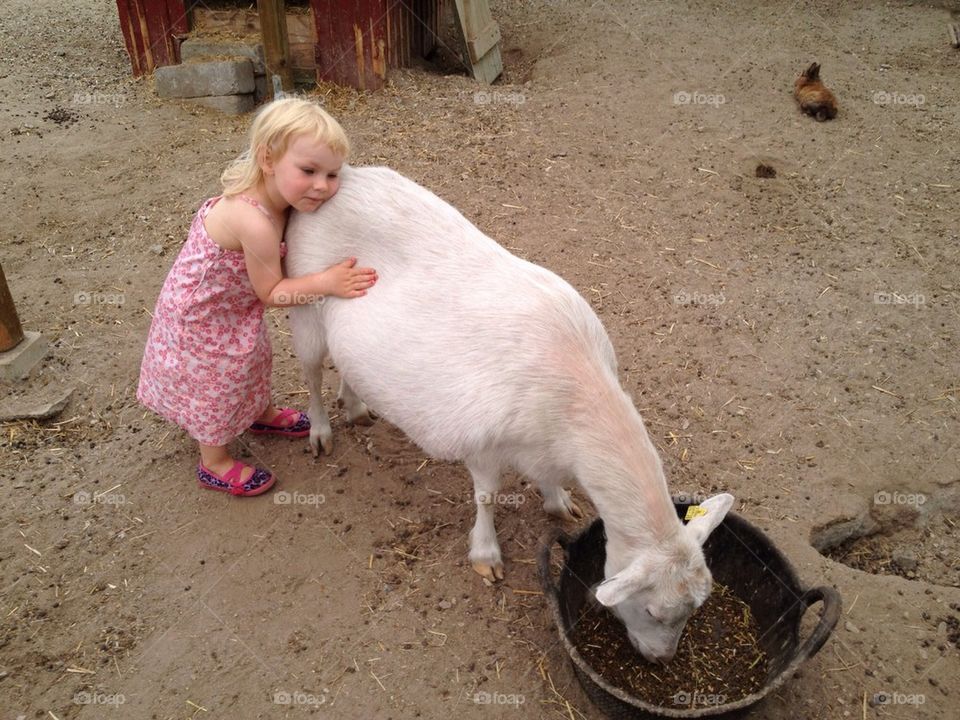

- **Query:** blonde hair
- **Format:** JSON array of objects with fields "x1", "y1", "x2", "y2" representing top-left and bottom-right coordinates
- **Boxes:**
[{"x1": 220, "y1": 97, "x2": 350, "y2": 196}]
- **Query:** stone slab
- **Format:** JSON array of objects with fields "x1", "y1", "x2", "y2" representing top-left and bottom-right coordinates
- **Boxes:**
[
  {"x1": 0, "y1": 331, "x2": 48, "y2": 382},
  {"x1": 180, "y1": 39, "x2": 266, "y2": 74},
  {"x1": 155, "y1": 60, "x2": 255, "y2": 99},
  {"x1": 187, "y1": 94, "x2": 256, "y2": 115}
]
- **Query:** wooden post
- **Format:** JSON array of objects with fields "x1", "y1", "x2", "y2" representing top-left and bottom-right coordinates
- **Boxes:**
[
  {"x1": 258, "y1": 0, "x2": 295, "y2": 98},
  {"x1": 0, "y1": 263, "x2": 25, "y2": 353}
]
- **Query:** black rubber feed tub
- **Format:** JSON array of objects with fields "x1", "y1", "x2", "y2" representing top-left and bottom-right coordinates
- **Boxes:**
[{"x1": 538, "y1": 502, "x2": 841, "y2": 719}]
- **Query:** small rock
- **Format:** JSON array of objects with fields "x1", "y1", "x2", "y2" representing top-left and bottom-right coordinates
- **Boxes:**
[
  {"x1": 149, "y1": 244, "x2": 164, "y2": 255},
  {"x1": 845, "y1": 621, "x2": 860, "y2": 633},
  {"x1": 937, "y1": 621, "x2": 947, "y2": 636},
  {"x1": 438, "y1": 599, "x2": 453, "y2": 610},
  {"x1": 892, "y1": 546, "x2": 918, "y2": 572}
]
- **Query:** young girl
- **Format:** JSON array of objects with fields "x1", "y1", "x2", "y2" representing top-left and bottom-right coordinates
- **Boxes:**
[{"x1": 138, "y1": 97, "x2": 376, "y2": 496}]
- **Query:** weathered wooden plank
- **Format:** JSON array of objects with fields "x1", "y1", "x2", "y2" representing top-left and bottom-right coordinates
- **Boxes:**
[
  {"x1": 258, "y1": 0, "x2": 295, "y2": 96},
  {"x1": 115, "y1": 0, "x2": 189, "y2": 75},
  {"x1": 452, "y1": 0, "x2": 502, "y2": 84},
  {"x1": 142, "y1": 0, "x2": 175, "y2": 67},
  {"x1": 312, "y1": 0, "x2": 387, "y2": 90},
  {"x1": 115, "y1": 0, "x2": 143, "y2": 75}
]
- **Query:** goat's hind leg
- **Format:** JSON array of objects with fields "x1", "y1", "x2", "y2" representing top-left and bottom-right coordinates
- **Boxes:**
[
  {"x1": 338, "y1": 379, "x2": 373, "y2": 426},
  {"x1": 525, "y1": 462, "x2": 582, "y2": 522}
]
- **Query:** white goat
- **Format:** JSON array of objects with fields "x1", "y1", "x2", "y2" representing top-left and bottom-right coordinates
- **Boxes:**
[{"x1": 285, "y1": 166, "x2": 734, "y2": 662}]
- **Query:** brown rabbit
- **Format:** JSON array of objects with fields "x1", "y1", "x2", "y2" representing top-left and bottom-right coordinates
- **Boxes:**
[{"x1": 794, "y1": 62, "x2": 838, "y2": 121}]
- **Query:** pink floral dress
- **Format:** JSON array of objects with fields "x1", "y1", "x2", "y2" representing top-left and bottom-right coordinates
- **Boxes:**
[{"x1": 137, "y1": 195, "x2": 281, "y2": 446}]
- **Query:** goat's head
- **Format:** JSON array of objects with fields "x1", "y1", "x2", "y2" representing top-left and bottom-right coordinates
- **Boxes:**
[{"x1": 594, "y1": 493, "x2": 734, "y2": 664}]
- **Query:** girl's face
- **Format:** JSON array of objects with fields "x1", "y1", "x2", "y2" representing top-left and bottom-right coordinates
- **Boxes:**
[{"x1": 265, "y1": 134, "x2": 344, "y2": 212}]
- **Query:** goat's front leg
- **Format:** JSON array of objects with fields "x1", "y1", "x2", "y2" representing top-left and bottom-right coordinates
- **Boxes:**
[
  {"x1": 300, "y1": 357, "x2": 333, "y2": 456},
  {"x1": 290, "y1": 318, "x2": 334, "y2": 456},
  {"x1": 467, "y1": 458, "x2": 504, "y2": 582},
  {"x1": 338, "y1": 378, "x2": 373, "y2": 426}
]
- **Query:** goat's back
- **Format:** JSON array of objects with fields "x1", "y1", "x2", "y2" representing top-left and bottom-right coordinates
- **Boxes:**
[{"x1": 285, "y1": 166, "x2": 616, "y2": 459}]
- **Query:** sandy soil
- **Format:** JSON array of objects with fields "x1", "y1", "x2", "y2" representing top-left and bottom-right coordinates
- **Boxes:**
[{"x1": 1, "y1": 1, "x2": 959, "y2": 719}]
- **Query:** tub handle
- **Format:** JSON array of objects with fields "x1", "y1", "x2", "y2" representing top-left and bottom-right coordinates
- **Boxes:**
[
  {"x1": 538, "y1": 527, "x2": 573, "y2": 600},
  {"x1": 795, "y1": 585, "x2": 842, "y2": 662}
]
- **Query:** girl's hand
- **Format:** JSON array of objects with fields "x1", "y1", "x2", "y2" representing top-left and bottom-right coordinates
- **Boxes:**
[{"x1": 322, "y1": 257, "x2": 378, "y2": 298}]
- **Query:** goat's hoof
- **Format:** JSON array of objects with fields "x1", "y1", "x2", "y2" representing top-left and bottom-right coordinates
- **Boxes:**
[
  {"x1": 309, "y1": 431, "x2": 333, "y2": 457},
  {"x1": 544, "y1": 491, "x2": 583, "y2": 522},
  {"x1": 472, "y1": 561, "x2": 504, "y2": 582},
  {"x1": 348, "y1": 410, "x2": 374, "y2": 426},
  {"x1": 547, "y1": 505, "x2": 583, "y2": 523}
]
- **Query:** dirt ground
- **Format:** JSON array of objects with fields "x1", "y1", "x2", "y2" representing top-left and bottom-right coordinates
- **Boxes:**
[{"x1": 2, "y1": 0, "x2": 959, "y2": 718}]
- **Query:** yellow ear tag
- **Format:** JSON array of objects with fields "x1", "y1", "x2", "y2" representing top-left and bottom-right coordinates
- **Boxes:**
[{"x1": 684, "y1": 505, "x2": 708, "y2": 521}]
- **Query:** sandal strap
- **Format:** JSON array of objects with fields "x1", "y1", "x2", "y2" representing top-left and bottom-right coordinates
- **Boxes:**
[
  {"x1": 220, "y1": 461, "x2": 246, "y2": 486},
  {"x1": 270, "y1": 407, "x2": 300, "y2": 427}
]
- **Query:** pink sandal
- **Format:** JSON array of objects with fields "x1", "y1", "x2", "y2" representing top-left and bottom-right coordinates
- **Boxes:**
[
  {"x1": 197, "y1": 461, "x2": 275, "y2": 496},
  {"x1": 248, "y1": 408, "x2": 310, "y2": 438}
]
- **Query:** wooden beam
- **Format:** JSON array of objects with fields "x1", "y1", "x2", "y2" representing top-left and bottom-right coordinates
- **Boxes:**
[
  {"x1": 258, "y1": 0, "x2": 295, "y2": 98},
  {"x1": 0, "y1": 264, "x2": 25, "y2": 353}
]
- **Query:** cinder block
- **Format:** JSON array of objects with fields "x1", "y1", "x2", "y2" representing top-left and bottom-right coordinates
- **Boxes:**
[
  {"x1": 155, "y1": 60, "x2": 255, "y2": 99},
  {"x1": 0, "y1": 331, "x2": 48, "y2": 381},
  {"x1": 180, "y1": 39, "x2": 265, "y2": 74},
  {"x1": 188, "y1": 94, "x2": 256, "y2": 115}
]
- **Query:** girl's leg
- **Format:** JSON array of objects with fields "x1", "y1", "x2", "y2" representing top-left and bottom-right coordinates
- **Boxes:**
[{"x1": 198, "y1": 442, "x2": 255, "y2": 482}]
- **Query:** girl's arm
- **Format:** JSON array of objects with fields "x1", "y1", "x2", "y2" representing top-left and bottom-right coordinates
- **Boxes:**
[{"x1": 239, "y1": 216, "x2": 377, "y2": 307}]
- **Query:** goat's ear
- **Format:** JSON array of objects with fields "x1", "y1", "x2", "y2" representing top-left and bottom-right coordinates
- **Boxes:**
[
  {"x1": 685, "y1": 493, "x2": 734, "y2": 546},
  {"x1": 595, "y1": 558, "x2": 650, "y2": 607}
]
